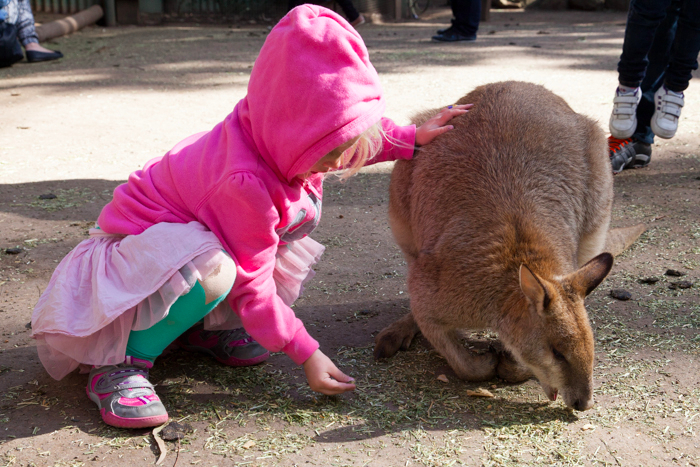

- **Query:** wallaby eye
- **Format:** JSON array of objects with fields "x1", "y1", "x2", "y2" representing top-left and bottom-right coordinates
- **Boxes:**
[{"x1": 552, "y1": 347, "x2": 566, "y2": 362}]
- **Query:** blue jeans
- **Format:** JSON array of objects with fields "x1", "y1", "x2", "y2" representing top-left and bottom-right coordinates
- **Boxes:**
[
  {"x1": 450, "y1": 0, "x2": 481, "y2": 36},
  {"x1": 618, "y1": 0, "x2": 700, "y2": 93}
]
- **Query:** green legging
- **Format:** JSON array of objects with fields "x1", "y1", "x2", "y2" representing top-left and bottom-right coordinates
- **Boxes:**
[{"x1": 125, "y1": 280, "x2": 231, "y2": 363}]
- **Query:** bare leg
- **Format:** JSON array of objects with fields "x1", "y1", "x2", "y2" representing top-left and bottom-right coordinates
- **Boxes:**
[{"x1": 25, "y1": 42, "x2": 59, "y2": 54}]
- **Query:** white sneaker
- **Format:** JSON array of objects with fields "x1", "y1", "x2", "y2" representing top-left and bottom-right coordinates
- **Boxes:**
[
  {"x1": 651, "y1": 86, "x2": 684, "y2": 139},
  {"x1": 609, "y1": 86, "x2": 642, "y2": 139}
]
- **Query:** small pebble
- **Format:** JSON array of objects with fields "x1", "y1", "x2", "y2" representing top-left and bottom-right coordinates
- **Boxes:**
[
  {"x1": 38, "y1": 193, "x2": 57, "y2": 200},
  {"x1": 665, "y1": 269, "x2": 685, "y2": 277},
  {"x1": 639, "y1": 277, "x2": 660, "y2": 284},
  {"x1": 610, "y1": 289, "x2": 632, "y2": 300},
  {"x1": 5, "y1": 248, "x2": 22, "y2": 255},
  {"x1": 669, "y1": 281, "x2": 693, "y2": 290}
]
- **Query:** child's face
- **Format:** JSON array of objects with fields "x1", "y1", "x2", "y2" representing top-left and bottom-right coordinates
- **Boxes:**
[{"x1": 307, "y1": 136, "x2": 361, "y2": 174}]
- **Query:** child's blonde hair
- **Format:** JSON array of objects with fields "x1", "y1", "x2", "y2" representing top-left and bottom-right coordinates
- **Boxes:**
[{"x1": 335, "y1": 122, "x2": 385, "y2": 180}]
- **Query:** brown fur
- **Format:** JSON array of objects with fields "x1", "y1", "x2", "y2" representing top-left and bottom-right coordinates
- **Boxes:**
[{"x1": 373, "y1": 81, "x2": 645, "y2": 411}]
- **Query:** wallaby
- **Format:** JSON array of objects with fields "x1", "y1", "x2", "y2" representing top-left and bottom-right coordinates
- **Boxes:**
[{"x1": 374, "y1": 81, "x2": 645, "y2": 411}]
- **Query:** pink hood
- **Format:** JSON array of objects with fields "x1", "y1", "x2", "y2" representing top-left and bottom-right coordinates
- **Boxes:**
[{"x1": 238, "y1": 4, "x2": 386, "y2": 182}]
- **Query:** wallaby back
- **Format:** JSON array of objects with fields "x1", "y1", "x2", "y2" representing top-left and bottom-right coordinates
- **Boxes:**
[{"x1": 375, "y1": 81, "x2": 645, "y2": 411}]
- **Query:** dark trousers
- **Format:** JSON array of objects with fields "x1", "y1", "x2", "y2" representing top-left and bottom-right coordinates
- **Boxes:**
[
  {"x1": 618, "y1": 0, "x2": 700, "y2": 93},
  {"x1": 451, "y1": 0, "x2": 481, "y2": 36},
  {"x1": 287, "y1": 1, "x2": 361, "y2": 23}
]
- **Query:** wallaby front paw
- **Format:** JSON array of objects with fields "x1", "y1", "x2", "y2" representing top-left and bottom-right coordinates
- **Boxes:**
[{"x1": 496, "y1": 350, "x2": 533, "y2": 383}]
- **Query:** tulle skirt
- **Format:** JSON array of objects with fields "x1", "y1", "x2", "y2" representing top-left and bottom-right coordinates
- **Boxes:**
[{"x1": 31, "y1": 221, "x2": 324, "y2": 380}]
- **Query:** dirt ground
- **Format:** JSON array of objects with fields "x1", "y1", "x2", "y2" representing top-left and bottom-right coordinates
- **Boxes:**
[{"x1": 1, "y1": 5, "x2": 699, "y2": 467}]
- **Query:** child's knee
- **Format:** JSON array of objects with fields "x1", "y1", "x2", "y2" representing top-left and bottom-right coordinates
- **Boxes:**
[{"x1": 199, "y1": 254, "x2": 236, "y2": 304}]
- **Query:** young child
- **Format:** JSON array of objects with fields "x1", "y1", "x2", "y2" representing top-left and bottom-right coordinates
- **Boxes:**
[{"x1": 30, "y1": 4, "x2": 470, "y2": 429}]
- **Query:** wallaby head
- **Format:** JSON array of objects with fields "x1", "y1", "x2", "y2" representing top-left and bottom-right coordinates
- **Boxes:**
[{"x1": 510, "y1": 252, "x2": 613, "y2": 411}]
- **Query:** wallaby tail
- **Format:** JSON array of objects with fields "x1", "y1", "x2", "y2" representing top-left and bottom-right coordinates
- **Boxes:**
[{"x1": 604, "y1": 224, "x2": 646, "y2": 257}]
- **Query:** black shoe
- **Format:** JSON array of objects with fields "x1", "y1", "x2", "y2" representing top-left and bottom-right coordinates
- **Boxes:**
[
  {"x1": 432, "y1": 27, "x2": 476, "y2": 42},
  {"x1": 630, "y1": 141, "x2": 652, "y2": 168},
  {"x1": 26, "y1": 50, "x2": 63, "y2": 63},
  {"x1": 608, "y1": 136, "x2": 652, "y2": 174}
]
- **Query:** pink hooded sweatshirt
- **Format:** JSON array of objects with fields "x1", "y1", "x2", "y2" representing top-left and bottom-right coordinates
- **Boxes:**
[{"x1": 96, "y1": 5, "x2": 416, "y2": 365}]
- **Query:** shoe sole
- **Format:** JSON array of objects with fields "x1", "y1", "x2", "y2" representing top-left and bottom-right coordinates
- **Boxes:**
[
  {"x1": 431, "y1": 37, "x2": 476, "y2": 42},
  {"x1": 650, "y1": 119, "x2": 676, "y2": 139},
  {"x1": 101, "y1": 409, "x2": 169, "y2": 429}
]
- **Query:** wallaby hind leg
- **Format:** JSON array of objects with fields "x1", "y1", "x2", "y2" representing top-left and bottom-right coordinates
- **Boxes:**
[
  {"x1": 374, "y1": 312, "x2": 421, "y2": 360},
  {"x1": 414, "y1": 314, "x2": 497, "y2": 381}
]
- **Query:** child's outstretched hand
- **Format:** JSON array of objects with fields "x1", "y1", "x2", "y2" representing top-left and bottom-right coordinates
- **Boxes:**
[
  {"x1": 302, "y1": 349, "x2": 356, "y2": 395},
  {"x1": 415, "y1": 104, "x2": 473, "y2": 147}
]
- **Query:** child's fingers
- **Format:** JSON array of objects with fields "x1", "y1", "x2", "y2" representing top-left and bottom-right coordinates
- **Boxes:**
[
  {"x1": 431, "y1": 125, "x2": 454, "y2": 137},
  {"x1": 328, "y1": 365, "x2": 354, "y2": 384},
  {"x1": 313, "y1": 376, "x2": 356, "y2": 395},
  {"x1": 433, "y1": 108, "x2": 469, "y2": 126}
]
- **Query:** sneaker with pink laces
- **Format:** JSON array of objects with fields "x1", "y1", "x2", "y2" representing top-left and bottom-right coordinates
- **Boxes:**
[
  {"x1": 86, "y1": 356, "x2": 168, "y2": 429},
  {"x1": 177, "y1": 322, "x2": 270, "y2": 367}
]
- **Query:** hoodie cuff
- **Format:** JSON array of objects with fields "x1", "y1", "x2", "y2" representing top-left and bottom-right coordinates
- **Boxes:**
[
  {"x1": 281, "y1": 326, "x2": 320, "y2": 365},
  {"x1": 389, "y1": 124, "x2": 417, "y2": 160}
]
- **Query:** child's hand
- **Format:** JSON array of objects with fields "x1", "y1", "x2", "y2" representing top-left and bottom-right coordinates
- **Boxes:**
[
  {"x1": 302, "y1": 349, "x2": 356, "y2": 395},
  {"x1": 415, "y1": 104, "x2": 473, "y2": 147}
]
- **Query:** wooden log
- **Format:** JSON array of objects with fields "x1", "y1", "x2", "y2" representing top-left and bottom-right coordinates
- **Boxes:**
[{"x1": 35, "y1": 4, "x2": 104, "y2": 42}]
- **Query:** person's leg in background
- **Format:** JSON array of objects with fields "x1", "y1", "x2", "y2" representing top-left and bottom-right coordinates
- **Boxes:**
[
  {"x1": 650, "y1": 0, "x2": 700, "y2": 138},
  {"x1": 13, "y1": 0, "x2": 63, "y2": 62},
  {"x1": 432, "y1": 0, "x2": 480, "y2": 42},
  {"x1": 630, "y1": 0, "x2": 679, "y2": 161},
  {"x1": 335, "y1": 0, "x2": 364, "y2": 26},
  {"x1": 287, "y1": 0, "x2": 364, "y2": 27},
  {"x1": 610, "y1": 0, "x2": 671, "y2": 140}
]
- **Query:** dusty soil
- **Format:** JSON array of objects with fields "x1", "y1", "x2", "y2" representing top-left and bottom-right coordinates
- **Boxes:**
[{"x1": 1, "y1": 5, "x2": 699, "y2": 467}]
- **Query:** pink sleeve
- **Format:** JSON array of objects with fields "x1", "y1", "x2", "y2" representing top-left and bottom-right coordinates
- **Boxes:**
[
  {"x1": 366, "y1": 117, "x2": 416, "y2": 165},
  {"x1": 196, "y1": 173, "x2": 319, "y2": 365}
]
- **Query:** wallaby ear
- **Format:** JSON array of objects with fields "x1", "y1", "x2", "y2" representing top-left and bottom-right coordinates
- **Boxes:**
[
  {"x1": 568, "y1": 252, "x2": 614, "y2": 297},
  {"x1": 519, "y1": 264, "x2": 550, "y2": 315}
]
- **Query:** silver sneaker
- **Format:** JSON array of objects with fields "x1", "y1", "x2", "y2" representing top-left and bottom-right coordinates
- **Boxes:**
[
  {"x1": 651, "y1": 86, "x2": 684, "y2": 139},
  {"x1": 609, "y1": 86, "x2": 642, "y2": 139},
  {"x1": 86, "y1": 357, "x2": 168, "y2": 429}
]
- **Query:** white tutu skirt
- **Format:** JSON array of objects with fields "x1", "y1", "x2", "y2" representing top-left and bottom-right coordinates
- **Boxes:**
[{"x1": 31, "y1": 221, "x2": 324, "y2": 380}]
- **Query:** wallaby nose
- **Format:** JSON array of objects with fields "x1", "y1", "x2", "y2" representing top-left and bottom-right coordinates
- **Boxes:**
[{"x1": 573, "y1": 397, "x2": 594, "y2": 411}]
